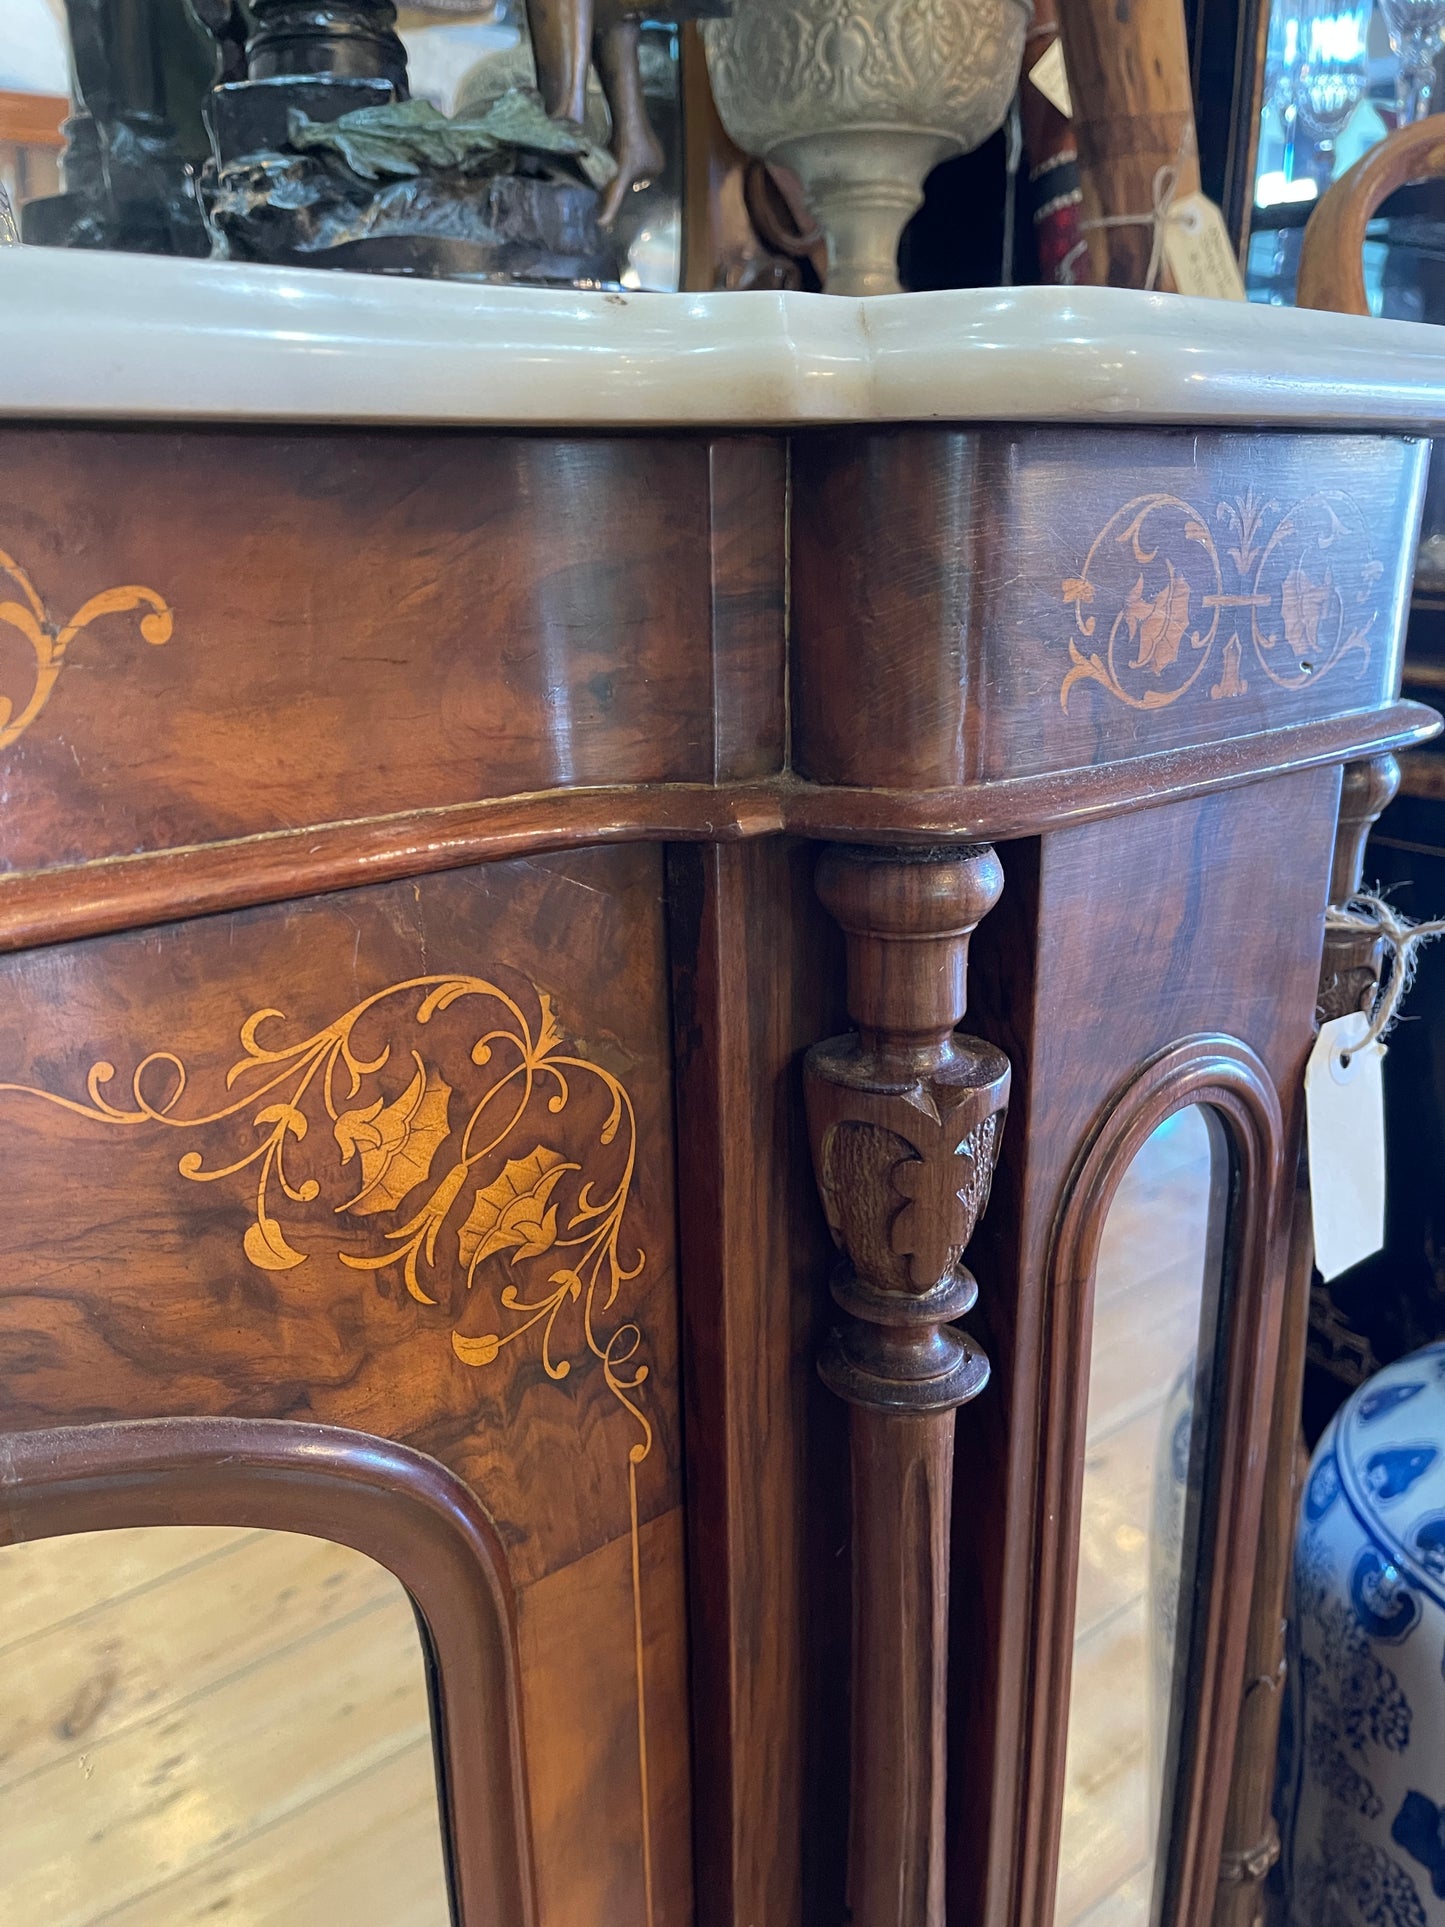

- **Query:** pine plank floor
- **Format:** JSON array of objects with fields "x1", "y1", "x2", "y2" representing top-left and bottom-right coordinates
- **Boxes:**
[{"x1": 0, "y1": 1524, "x2": 452, "y2": 1925}]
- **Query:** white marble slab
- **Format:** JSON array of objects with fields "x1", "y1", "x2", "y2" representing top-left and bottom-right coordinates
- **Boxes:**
[{"x1": 4, "y1": 247, "x2": 1445, "y2": 431}]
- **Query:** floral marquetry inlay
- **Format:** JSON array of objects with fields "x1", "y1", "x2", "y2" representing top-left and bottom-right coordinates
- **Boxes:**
[
  {"x1": 1059, "y1": 489, "x2": 1385, "y2": 714},
  {"x1": 0, "y1": 973, "x2": 648, "y2": 1418},
  {"x1": 0, "y1": 549, "x2": 173, "y2": 750},
  {"x1": 0, "y1": 969, "x2": 659, "y2": 1918}
]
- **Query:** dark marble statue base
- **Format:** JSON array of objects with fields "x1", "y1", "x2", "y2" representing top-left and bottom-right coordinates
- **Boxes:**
[{"x1": 207, "y1": 73, "x2": 397, "y2": 155}]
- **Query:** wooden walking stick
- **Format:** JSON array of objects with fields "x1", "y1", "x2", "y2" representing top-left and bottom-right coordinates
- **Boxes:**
[{"x1": 1052, "y1": 0, "x2": 1201, "y2": 288}]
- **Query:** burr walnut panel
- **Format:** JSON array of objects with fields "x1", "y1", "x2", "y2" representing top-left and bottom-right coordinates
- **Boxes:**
[
  {"x1": 0, "y1": 845, "x2": 690, "y2": 1927},
  {"x1": 0, "y1": 846, "x2": 681, "y2": 1582}
]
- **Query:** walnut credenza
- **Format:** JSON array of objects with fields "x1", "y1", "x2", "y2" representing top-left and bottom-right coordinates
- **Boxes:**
[{"x1": 0, "y1": 259, "x2": 1440, "y2": 1927}]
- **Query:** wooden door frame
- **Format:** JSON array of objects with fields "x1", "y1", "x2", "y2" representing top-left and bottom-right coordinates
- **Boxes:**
[
  {"x1": 0, "y1": 1415, "x2": 537, "y2": 1927},
  {"x1": 1017, "y1": 1036, "x2": 1287, "y2": 1927}
]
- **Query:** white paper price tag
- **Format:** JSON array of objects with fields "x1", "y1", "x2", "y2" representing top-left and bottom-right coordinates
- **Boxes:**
[
  {"x1": 1162, "y1": 192, "x2": 1247, "y2": 302},
  {"x1": 1028, "y1": 39, "x2": 1073, "y2": 120},
  {"x1": 1306, "y1": 1011, "x2": 1386, "y2": 1283}
]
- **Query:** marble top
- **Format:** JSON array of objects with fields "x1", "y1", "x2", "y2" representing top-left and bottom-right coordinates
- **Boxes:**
[{"x1": 5, "y1": 247, "x2": 1445, "y2": 431}]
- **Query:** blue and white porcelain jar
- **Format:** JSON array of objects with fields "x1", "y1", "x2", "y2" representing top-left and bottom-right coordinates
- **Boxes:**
[{"x1": 1283, "y1": 1343, "x2": 1445, "y2": 1926}]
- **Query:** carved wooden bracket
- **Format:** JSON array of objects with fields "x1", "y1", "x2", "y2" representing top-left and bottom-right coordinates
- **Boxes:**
[
  {"x1": 804, "y1": 842, "x2": 1010, "y2": 1927},
  {"x1": 1317, "y1": 753, "x2": 1402, "y2": 1025}
]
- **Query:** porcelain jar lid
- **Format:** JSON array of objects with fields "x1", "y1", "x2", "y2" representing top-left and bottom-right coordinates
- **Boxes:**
[{"x1": 1331, "y1": 1345, "x2": 1445, "y2": 1621}]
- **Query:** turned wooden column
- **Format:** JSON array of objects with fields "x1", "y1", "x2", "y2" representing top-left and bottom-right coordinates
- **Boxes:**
[
  {"x1": 804, "y1": 844, "x2": 1011, "y2": 1927},
  {"x1": 1053, "y1": 0, "x2": 1201, "y2": 288},
  {"x1": 1213, "y1": 754, "x2": 1400, "y2": 1927}
]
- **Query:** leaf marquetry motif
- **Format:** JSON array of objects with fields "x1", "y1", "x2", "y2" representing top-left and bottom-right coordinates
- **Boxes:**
[
  {"x1": 1058, "y1": 488, "x2": 1380, "y2": 712},
  {"x1": 0, "y1": 973, "x2": 649, "y2": 1445},
  {"x1": 0, "y1": 968, "x2": 660, "y2": 1923}
]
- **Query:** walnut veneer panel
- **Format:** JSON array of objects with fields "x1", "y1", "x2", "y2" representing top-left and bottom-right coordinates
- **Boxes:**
[
  {"x1": 0, "y1": 846, "x2": 687, "y2": 1927},
  {"x1": 953, "y1": 767, "x2": 1341, "y2": 1927},
  {"x1": 792, "y1": 427, "x2": 1425, "y2": 787},
  {"x1": 0, "y1": 428, "x2": 786, "y2": 873}
]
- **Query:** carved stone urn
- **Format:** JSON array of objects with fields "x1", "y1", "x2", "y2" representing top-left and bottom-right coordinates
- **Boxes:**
[{"x1": 703, "y1": 0, "x2": 1029, "y2": 295}]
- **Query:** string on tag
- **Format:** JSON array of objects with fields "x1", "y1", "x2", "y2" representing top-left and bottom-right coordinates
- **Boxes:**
[
  {"x1": 1060, "y1": 128, "x2": 1193, "y2": 289},
  {"x1": 1325, "y1": 891, "x2": 1445, "y2": 1053}
]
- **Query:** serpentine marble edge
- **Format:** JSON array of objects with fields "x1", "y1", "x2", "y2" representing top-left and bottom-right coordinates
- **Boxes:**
[{"x1": 5, "y1": 248, "x2": 1445, "y2": 430}]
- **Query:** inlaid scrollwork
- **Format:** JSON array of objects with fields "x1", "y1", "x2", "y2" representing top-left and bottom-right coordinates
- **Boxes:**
[
  {"x1": 1060, "y1": 488, "x2": 1384, "y2": 713},
  {"x1": 0, "y1": 974, "x2": 647, "y2": 1421},
  {"x1": 0, "y1": 968, "x2": 658, "y2": 1916},
  {"x1": 0, "y1": 550, "x2": 172, "y2": 750}
]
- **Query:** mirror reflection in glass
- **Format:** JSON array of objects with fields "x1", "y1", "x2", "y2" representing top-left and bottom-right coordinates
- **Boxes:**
[
  {"x1": 1054, "y1": 1104, "x2": 1229, "y2": 1927},
  {"x1": 0, "y1": 1524, "x2": 452, "y2": 1925}
]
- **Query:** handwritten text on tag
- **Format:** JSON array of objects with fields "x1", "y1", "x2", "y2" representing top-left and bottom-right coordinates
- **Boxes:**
[
  {"x1": 1306, "y1": 1011, "x2": 1386, "y2": 1283},
  {"x1": 1162, "y1": 192, "x2": 1247, "y2": 302}
]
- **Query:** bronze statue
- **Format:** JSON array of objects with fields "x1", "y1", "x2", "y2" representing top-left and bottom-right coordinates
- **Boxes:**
[
  {"x1": 186, "y1": 0, "x2": 249, "y2": 83},
  {"x1": 194, "y1": 0, "x2": 616, "y2": 279},
  {"x1": 197, "y1": 0, "x2": 719, "y2": 225},
  {"x1": 27, "y1": 0, "x2": 722, "y2": 280},
  {"x1": 527, "y1": 0, "x2": 724, "y2": 225}
]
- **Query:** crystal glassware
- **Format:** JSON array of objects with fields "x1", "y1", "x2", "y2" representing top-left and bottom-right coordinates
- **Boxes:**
[
  {"x1": 1295, "y1": 0, "x2": 1371, "y2": 184},
  {"x1": 1265, "y1": 3, "x2": 1306, "y2": 184},
  {"x1": 1378, "y1": 0, "x2": 1445, "y2": 125}
]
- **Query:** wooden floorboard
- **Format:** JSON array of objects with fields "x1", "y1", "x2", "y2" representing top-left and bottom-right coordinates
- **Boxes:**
[
  {"x1": 93, "y1": 1737, "x2": 451, "y2": 1927},
  {"x1": 0, "y1": 1526, "x2": 451, "y2": 1925}
]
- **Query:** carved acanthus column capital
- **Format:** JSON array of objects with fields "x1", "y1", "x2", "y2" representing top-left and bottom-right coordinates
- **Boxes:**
[{"x1": 806, "y1": 843, "x2": 1011, "y2": 1416}]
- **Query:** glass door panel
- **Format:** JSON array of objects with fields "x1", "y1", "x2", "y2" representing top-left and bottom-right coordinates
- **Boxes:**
[
  {"x1": 0, "y1": 1523, "x2": 452, "y2": 1925},
  {"x1": 1054, "y1": 1105, "x2": 1230, "y2": 1927}
]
